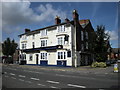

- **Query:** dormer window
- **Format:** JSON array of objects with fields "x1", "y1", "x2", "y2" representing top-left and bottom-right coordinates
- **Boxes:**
[
  {"x1": 41, "y1": 29, "x2": 47, "y2": 36},
  {"x1": 58, "y1": 25, "x2": 65, "y2": 32}
]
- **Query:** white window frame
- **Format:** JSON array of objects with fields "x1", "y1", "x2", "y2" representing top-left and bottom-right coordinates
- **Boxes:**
[
  {"x1": 40, "y1": 53, "x2": 47, "y2": 60},
  {"x1": 58, "y1": 25, "x2": 65, "y2": 33},
  {"x1": 57, "y1": 51, "x2": 66, "y2": 60},
  {"x1": 81, "y1": 31, "x2": 84, "y2": 41},
  {"x1": 41, "y1": 29, "x2": 47, "y2": 36},
  {"x1": 41, "y1": 39, "x2": 47, "y2": 47},
  {"x1": 57, "y1": 36, "x2": 65, "y2": 45}
]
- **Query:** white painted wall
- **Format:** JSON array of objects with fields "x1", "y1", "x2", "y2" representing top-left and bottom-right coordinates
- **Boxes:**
[{"x1": 20, "y1": 24, "x2": 73, "y2": 66}]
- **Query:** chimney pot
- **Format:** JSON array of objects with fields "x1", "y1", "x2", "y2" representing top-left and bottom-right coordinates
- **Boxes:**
[
  {"x1": 65, "y1": 18, "x2": 70, "y2": 23},
  {"x1": 25, "y1": 28, "x2": 30, "y2": 33},
  {"x1": 55, "y1": 15, "x2": 61, "y2": 24}
]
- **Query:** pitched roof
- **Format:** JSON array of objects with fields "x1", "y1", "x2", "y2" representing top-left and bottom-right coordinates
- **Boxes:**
[
  {"x1": 18, "y1": 19, "x2": 91, "y2": 36},
  {"x1": 112, "y1": 48, "x2": 120, "y2": 53},
  {"x1": 79, "y1": 19, "x2": 90, "y2": 28}
]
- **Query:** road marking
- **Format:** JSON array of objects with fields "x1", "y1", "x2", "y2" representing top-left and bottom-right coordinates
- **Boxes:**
[
  {"x1": 26, "y1": 81, "x2": 32, "y2": 83},
  {"x1": 50, "y1": 86, "x2": 58, "y2": 88},
  {"x1": 30, "y1": 78, "x2": 39, "y2": 81},
  {"x1": 46, "y1": 80, "x2": 60, "y2": 84},
  {"x1": 8, "y1": 68, "x2": 17, "y2": 70},
  {"x1": 4, "y1": 72, "x2": 7, "y2": 74},
  {"x1": 56, "y1": 74, "x2": 66, "y2": 77},
  {"x1": 11, "y1": 77, "x2": 16, "y2": 79},
  {"x1": 68, "y1": 84, "x2": 86, "y2": 88},
  {"x1": 19, "y1": 75, "x2": 26, "y2": 78},
  {"x1": 19, "y1": 79, "x2": 24, "y2": 82},
  {"x1": 10, "y1": 73, "x2": 15, "y2": 76},
  {"x1": 37, "y1": 84, "x2": 45, "y2": 86},
  {"x1": 24, "y1": 70, "x2": 43, "y2": 74},
  {"x1": 4, "y1": 75, "x2": 9, "y2": 77}
]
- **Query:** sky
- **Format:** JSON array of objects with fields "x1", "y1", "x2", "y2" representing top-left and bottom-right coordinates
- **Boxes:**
[{"x1": 1, "y1": 0, "x2": 119, "y2": 48}]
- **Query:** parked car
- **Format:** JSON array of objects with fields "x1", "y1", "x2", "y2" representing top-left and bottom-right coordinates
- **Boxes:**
[{"x1": 105, "y1": 60, "x2": 111, "y2": 66}]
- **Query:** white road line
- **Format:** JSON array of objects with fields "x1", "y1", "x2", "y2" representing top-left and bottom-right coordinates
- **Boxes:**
[
  {"x1": 30, "y1": 78, "x2": 39, "y2": 81},
  {"x1": 4, "y1": 72, "x2": 7, "y2": 74},
  {"x1": 10, "y1": 73, "x2": 15, "y2": 76},
  {"x1": 26, "y1": 81, "x2": 32, "y2": 83},
  {"x1": 18, "y1": 75, "x2": 26, "y2": 78},
  {"x1": 19, "y1": 79, "x2": 24, "y2": 82},
  {"x1": 50, "y1": 86, "x2": 58, "y2": 88},
  {"x1": 37, "y1": 84, "x2": 45, "y2": 86},
  {"x1": 68, "y1": 84, "x2": 86, "y2": 88},
  {"x1": 8, "y1": 68, "x2": 17, "y2": 70},
  {"x1": 4, "y1": 75, "x2": 9, "y2": 77},
  {"x1": 11, "y1": 77, "x2": 16, "y2": 79},
  {"x1": 24, "y1": 70, "x2": 43, "y2": 74},
  {"x1": 46, "y1": 80, "x2": 60, "y2": 84}
]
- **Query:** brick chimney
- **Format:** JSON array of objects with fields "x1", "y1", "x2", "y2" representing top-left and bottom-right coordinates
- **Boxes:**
[
  {"x1": 25, "y1": 28, "x2": 30, "y2": 33},
  {"x1": 72, "y1": 9, "x2": 79, "y2": 21},
  {"x1": 65, "y1": 18, "x2": 70, "y2": 23},
  {"x1": 55, "y1": 16, "x2": 61, "y2": 24}
]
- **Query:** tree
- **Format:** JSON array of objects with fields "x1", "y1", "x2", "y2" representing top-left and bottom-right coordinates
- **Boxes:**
[
  {"x1": 2, "y1": 37, "x2": 18, "y2": 63},
  {"x1": 94, "y1": 25, "x2": 110, "y2": 62}
]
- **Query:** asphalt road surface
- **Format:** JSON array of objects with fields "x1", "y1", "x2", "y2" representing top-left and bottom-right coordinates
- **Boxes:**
[{"x1": 2, "y1": 64, "x2": 119, "y2": 89}]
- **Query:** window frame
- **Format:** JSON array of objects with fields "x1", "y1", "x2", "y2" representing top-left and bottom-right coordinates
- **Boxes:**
[
  {"x1": 40, "y1": 53, "x2": 47, "y2": 60},
  {"x1": 41, "y1": 39, "x2": 47, "y2": 47},
  {"x1": 57, "y1": 51, "x2": 66, "y2": 60}
]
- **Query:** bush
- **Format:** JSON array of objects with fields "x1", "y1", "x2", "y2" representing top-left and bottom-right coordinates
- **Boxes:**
[
  {"x1": 91, "y1": 62, "x2": 106, "y2": 68},
  {"x1": 91, "y1": 62, "x2": 99, "y2": 68},
  {"x1": 98, "y1": 62, "x2": 106, "y2": 68}
]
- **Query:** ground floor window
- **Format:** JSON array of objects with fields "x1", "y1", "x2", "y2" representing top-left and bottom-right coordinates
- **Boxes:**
[
  {"x1": 57, "y1": 52, "x2": 66, "y2": 60},
  {"x1": 41, "y1": 53, "x2": 47, "y2": 60}
]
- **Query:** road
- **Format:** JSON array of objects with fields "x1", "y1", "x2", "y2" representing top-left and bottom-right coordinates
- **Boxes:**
[{"x1": 2, "y1": 64, "x2": 119, "y2": 89}]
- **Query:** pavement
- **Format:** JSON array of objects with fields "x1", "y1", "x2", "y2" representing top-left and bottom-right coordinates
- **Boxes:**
[{"x1": 2, "y1": 63, "x2": 119, "y2": 75}]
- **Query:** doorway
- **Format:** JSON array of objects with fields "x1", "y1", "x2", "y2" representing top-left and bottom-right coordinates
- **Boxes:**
[{"x1": 36, "y1": 54, "x2": 39, "y2": 65}]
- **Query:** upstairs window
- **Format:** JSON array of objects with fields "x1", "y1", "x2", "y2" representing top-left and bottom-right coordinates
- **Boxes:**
[
  {"x1": 41, "y1": 53, "x2": 47, "y2": 60},
  {"x1": 41, "y1": 29, "x2": 47, "y2": 36},
  {"x1": 81, "y1": 44, "x2": 84, "y2": 51},
  {"x1": 58, "y1": 37, "x2": 65, "y2": 45},
  {"x1": 22, "y1": 43, "x2": 26, "y2": 49},
  {"x1": 32, "y1": 42, "x2": 35, "y2": 48},
  {"x1": 41, "y1": 39, "x2": 47, "y2": 47},
  {"x1": 33, "y1": 34, "x2": 35, "y2": 39},
  {"x1": 81, "y1": 31, "x2": 84, "y2": 41},
  {"x1": 86, "y1": 32, "x2": 88, "y2": 39},
  {"x1": 86, "y1": 42, "x2": 88, "y2": 49},
  {"x1": 58, "y1": 25, "x2": 65, "y2": 32}
]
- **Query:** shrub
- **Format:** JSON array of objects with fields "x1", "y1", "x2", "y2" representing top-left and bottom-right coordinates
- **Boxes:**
[
  {"x1": 98, "y1": 62, "x2": 106, "y2": 68},
  {"x1": 91, "y1": 62, "x2": 106, "y2": 68},
  {"x1": 91, "y1": 62, "x2": 99, "y2": 68}
]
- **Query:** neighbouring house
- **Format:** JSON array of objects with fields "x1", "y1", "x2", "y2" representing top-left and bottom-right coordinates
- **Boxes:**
[
  {"x1": 13, "y1": 49, "x2": 20, "y2": 63},
  {"x1": 110, "y1": 48, "x2": 120, "y2": 60},
  {"x1": 18, "y1": 10, "x2": 95, "y2": 67},
  {"x1": 0, "y1": 42, "x2": 3, "y2": 63}
]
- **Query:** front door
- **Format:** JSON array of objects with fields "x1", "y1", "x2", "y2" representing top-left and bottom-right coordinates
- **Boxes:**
[{"x1": 36, "y1": 54, "x2": 39, "y2": 65}]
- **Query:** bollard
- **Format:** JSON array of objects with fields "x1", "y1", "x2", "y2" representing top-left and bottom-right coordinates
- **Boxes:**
[{"x1": 114, "y1": 62, "x2": 118, "y2": 73}]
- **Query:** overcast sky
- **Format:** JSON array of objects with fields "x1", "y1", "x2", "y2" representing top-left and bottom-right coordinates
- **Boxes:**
[{"x1": 1, "y1": 0, "x2": 119, "y2": 48}]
